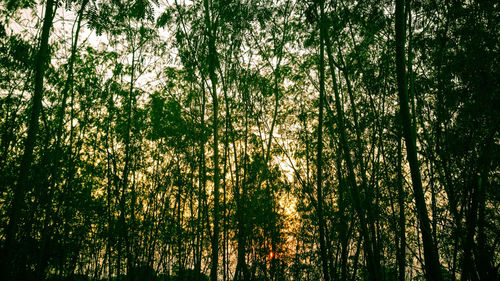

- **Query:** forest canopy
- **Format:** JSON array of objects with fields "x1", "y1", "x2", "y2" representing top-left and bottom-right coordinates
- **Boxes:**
[{"x1": 0, "y1": 0, "x2": 499, "y2": 281}]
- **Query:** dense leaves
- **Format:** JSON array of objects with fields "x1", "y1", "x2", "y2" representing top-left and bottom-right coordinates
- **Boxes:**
[{"x1": 0, "y1": 0, "x2": 499, "y2": 281}]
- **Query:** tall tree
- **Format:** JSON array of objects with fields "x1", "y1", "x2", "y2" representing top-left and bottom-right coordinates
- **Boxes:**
[
  {"x1": 316, "y1": 1, "x2": 329, "y2": 281},
  {"x1": 202, "y1": 0, "x2": 221, "y2": 280},
  {"x1": 321, "y1": 2, "x2": 383, "y2": 280},
  {"x1": 2, "y1": 0, "x2": 56, "y2": 278},
  {"x1": 395, "y1": 0, "x2": 443, "y2": 280}
]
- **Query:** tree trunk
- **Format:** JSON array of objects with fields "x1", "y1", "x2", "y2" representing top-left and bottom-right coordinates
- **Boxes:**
[
  {"x1": 397, "y1": 130, "x2": 406, "y2": 281},
  {"x1": 233, "y1": 79, "x2": 249, "y2": 281},
  {"x1": 35, "y1": 2, "x2": 90, "y2": 279},
  {"x1": 2, "y1": 0, "x2": 56, "y2": 278},
  {"x1": 395, "y1": 0, "x2": 443, "y2": 280},
  {"x1": 322, "y1": 10, "x2": 382, "y2": 281},
  {"x1": 317, "y1": 3, "x2": 330, "y2": 281},
  {"x1": 203, "y1": 0, "x2": 220, "y2": 280}
]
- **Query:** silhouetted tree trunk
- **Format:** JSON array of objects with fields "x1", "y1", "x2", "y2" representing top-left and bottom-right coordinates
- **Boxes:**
[
  {"x1": 397, "y1": 128, "x2": 406, "y2": 281},
  {"x1": 2, "y1": 0, "x2": 56, "y2": 278},
  {"x1": 317, "y1": 2, "x2": 330, "y2": 281},
  {"x1": 476, "y1": 155, "x2": 498, "y2": 281},
  {"x1": 322, "y1": 9, "x2": 382, "y2": 281},
  {"x1": 118, "y1": 27, "x2": 138, "y2": 281},
  {"x1": 234, "y1": 86, "x2": 249, "y2": 281},
  {"x1": 324, "y1": 75, "x2": 350, "y2": 281},
  {"x1": 203, "y1": 0, "x2": 220, "y2": 280},
  {"x1": 395, "y1": 0, "x2": 443, "y2": 280},
  {"x1": 336, "y1": 35, "x2": 382, "y2": 280},
  {"x1": 35, "y1": 1, "x2": 90, "y2": 279},
  {"x1": 195, "y1": 80, "x2": 208, "y2": 280}
]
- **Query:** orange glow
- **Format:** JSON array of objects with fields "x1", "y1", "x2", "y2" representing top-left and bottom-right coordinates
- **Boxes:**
[{"x1": 267, "y1": 251, "x2": 277, "y2": 260}]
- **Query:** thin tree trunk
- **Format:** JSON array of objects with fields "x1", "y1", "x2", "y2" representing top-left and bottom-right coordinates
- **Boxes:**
[
  {"x1": 322, "y1": 11, "x2": 382, "y2": 281},
  {"x1": 35, "y1": 2, "x2": 90, "y2": 279},
  {"x1": 324, "y1": 79, "x2": 350, "y2": 281},
  {"x1": 120, "y1": 27, "x2": 137, "y2": 281},
  {"x1": 317, "y1": 3, "x2": 330, "y2": 281},
  {"x1": 395, "y1": 0, "x2": 443, "y2": 280},
  {"x1": 476, "y1": 165, "x2": 498, "y2": 280},
  {"x1": 397, "y1": 130, "x2": 406, "y2": 281},
  {"x1": 203, "y1": 0, "x2": 220, "y2": 280}
]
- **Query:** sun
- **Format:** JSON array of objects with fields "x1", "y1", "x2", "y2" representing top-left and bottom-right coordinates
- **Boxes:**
[{"x1": 267, "y1": 251, "x2": 276, "y2": 260}]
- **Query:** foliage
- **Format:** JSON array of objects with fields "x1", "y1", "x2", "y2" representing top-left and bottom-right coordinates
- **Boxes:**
[{"x1": 0, "y1": 0, "x2": 498, "y2": 281}]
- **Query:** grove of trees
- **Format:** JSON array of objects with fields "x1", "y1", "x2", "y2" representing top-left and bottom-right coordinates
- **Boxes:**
[{"x1": 0, "y1": 0, "x2": 498, "y2": 280}]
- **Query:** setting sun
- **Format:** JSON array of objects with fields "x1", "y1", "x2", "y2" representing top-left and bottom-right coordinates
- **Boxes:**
[{"x1": 267, "y1": 251, "x2": 277, "y2": 261}]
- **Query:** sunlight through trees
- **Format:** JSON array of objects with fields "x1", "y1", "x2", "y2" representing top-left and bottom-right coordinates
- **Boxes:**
[{"x1": 0, "y1": 0, "x2": 498, "y2": 280}]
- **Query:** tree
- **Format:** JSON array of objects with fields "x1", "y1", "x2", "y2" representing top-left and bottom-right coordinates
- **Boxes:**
[
  {"x1": 0, "y1": 0, "x2": 498, "y2": 280},
  {"x1": 2, "y1": 0, "x2": 56, "y2": 278},
  {"x1": 395, "y1": 0, "x2": 442, "y2": 280}
]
